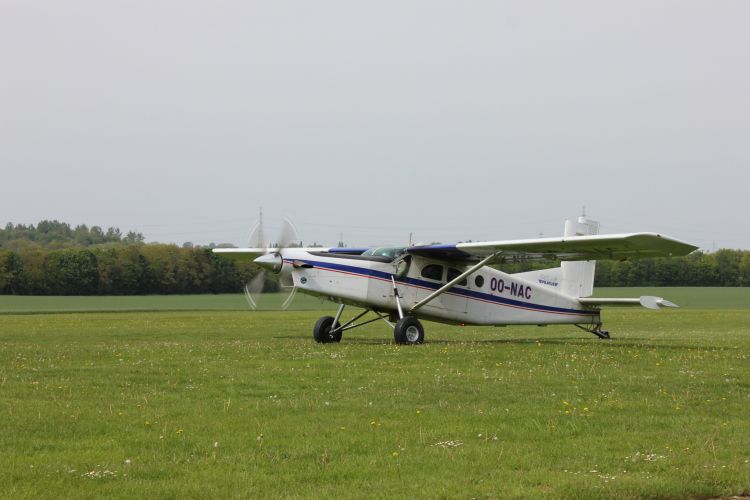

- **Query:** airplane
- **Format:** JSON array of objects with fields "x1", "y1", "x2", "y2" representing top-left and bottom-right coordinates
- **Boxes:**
[{"x1": 213, "y1": 216, "x2": 697, "y2": 344}]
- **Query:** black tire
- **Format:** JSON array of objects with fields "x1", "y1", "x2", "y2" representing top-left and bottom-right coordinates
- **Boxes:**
[
  {"x1": 394, "y1": 316, "x2": 424, "y2": 345},
  {"x1": 313, "y1": 316, "x2": 342, "y2": 343}
]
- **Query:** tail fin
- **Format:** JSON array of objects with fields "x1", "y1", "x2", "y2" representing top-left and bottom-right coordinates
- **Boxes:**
[
  {"x1": 512, "y1": 216, "x2": 600, "y2": 297},
  {"x1": 560, "y1": 216, "x2": 599, "y2": 297}
]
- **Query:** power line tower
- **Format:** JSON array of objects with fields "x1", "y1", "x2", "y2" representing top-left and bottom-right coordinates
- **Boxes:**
[{"x1": 255, "y1": 207, "x2": 265, "y2": 248}]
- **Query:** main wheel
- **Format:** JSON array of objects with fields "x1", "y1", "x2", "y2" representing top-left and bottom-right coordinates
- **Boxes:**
[
  {"x1": 394, "y1": 316, "x2": 424, "y2": 345},
  {"x1": 313, "y1": 316, "x2": 342, "y2": 343}
]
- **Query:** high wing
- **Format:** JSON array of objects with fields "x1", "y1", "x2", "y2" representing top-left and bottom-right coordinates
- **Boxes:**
[
  {"x1": 408, "y1": 233, "x2": 698, "y2": 262},
  {"x1": 212, "y1": 248, "x2": 268, "y2": 261},
  {"x1": 215, "y1": 234, "x2": 697, "y2": 263},
  {"x1": 211, "y1": 247, "x2": 364, "y2": 262}
]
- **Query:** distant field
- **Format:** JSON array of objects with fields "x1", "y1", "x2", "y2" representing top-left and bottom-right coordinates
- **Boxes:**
[
  {"x1": 1, "y1": 291, "x2": 749, "y2": 498},
  {"x1": 592, "y1": 287, "x2": 750, "y2": 310},
  {"x1": 0, "y1": 293, "x2": 332, "y2": 313},
  {"x1": 1, "y1": 287, "x2": 748, "y2": 314}
]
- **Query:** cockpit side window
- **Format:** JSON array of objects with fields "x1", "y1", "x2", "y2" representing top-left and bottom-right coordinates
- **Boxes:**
[
  {"x1": 421, "y1": 264, "x2": 444, "y2": 281},
  {"x1": 447, "y1": 267, "x2": 468, "y2": 286}
]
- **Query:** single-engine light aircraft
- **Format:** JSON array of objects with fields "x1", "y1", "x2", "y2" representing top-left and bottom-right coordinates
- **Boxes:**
[{"x1": 213, "y1": 217, "x2": 697, "y2": 344}]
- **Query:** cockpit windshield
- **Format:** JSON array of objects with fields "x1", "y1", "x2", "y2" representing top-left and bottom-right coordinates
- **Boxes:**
[{"x1": 361, "y1": 246, "x2": 407, "y2": 261}]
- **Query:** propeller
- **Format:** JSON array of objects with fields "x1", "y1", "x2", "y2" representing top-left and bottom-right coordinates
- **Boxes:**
[{"x1": 243, "y1": 216, "x2": 299, "y2": 310}]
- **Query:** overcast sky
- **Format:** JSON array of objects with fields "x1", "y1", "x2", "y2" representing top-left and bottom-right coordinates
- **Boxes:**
[{"x1": 1, "y1": 1, "x2": 748, "y2": 250}]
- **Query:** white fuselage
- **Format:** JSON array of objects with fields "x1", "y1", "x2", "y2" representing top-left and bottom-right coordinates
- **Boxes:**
[{"x1": 280, "y1": 249, "x2": 600, "y2": 327}]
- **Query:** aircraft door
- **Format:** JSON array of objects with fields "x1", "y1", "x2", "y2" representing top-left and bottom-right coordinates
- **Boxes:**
[
  {"x1": 440, "y1": 267, "x2": 469, "y2": 315},
  {"x1": 404, "y1": 261, "x2": 468, "y2": 317}
]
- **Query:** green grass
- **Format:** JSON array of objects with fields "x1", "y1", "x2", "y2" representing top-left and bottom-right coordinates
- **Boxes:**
[{"x1": 1, "y1": 291, "x2": 749, "y2": 498}]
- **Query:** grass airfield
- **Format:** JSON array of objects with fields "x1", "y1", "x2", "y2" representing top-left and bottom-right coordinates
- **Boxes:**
[{"x1": 1, "y1": 289, "x2": 749, "y2": 498}]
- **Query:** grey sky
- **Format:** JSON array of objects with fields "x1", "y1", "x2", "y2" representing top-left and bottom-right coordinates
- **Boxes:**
[{"x1": 1, "y1": 0, "x2": 748, "y2": 250}]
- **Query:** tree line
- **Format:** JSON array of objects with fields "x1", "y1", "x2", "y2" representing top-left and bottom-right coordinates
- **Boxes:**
[
  {"x1": 1, "y1": 221, "x2": 145, "y2": 251},
  {"x1": 499, "y1": 249, "x2": 750, "y2": 287},
  {"x1": 0, "y1": 221, "x2": 748, "y2": 295},
  {"x1": 1, "y1": 246, "x2": 748, "y2": 295},
  {"x1": 0, "y1": 245, "x2": 269, "y2": 295},
  {"x1": 0, "y1": 220, "x2": 264, "y2": 295}
]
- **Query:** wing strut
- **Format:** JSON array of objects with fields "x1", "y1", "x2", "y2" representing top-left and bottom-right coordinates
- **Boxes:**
[{"x1": 409, "y1": 252, "x2": 499, "y2": 314}]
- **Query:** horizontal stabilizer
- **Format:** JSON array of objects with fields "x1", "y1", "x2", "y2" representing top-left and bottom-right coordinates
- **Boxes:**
[{"x1": 579, "y1": 296, "x2": 679, "y2": 310}]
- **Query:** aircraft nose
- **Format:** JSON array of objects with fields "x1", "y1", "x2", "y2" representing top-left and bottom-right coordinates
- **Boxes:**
[{"x1": 254, "y1": 253, "x2": 283, "y2": 273}]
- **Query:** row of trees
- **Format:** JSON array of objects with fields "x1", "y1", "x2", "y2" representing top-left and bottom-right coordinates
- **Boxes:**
[
  {"x1": 1, "y1": 221, "x2": 144, "y2": 251},
  {"x1": 1, "y1": 245, "x2": 748, "y2": 295},
  {"x1": 0, "y1": 245, "x2": 277, "y2": 295},
  {"x1": 594, "y1": 249, "x2": 750, "y2": 287},
  {"x1": 500, "y1": 249, "x2": 750, "y2": 287}
]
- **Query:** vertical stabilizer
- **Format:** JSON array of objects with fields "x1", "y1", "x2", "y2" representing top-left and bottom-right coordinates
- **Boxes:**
[{"x1": 561, "y1": 216, "x2": 599, "y2": 297}]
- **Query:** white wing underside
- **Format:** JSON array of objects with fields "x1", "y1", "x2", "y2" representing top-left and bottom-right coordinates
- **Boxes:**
[
  {"x1": 211, "y1": 247, "x2": 330, "y2": 261},
  {"x1": 455, "y1": 233, "x2": 697, "y2": 261}
]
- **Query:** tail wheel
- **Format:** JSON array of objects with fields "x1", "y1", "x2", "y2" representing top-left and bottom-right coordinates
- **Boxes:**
[
  {"x1": 394, "y1": 316, "x2": 424, "y2": 345},
  {"x1": 313, "y1": 316, "x2": 342, "y2": 343}
]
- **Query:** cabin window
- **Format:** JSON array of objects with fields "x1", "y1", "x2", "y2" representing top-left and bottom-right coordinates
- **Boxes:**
[
  {"x1": 474, "y1": 275, "x2": 485, "y2": 288},
  {"x1": 421, "y1": 264, "x2": 444, "y2": 281},
  {"x1": 447, "y1": 267, "x2": 468, "y2": 286}
]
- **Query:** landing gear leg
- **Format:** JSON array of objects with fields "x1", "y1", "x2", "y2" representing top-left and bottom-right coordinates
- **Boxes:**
[
  {"x1": 313, "y1": 305, "x2": 344, "y2": 344},
  {"x1": 313, "y1": 306, "x2": 395, "y2": 343},
  {"x1": 389, "y1": 277, "x2": 425, "y2": 345}
]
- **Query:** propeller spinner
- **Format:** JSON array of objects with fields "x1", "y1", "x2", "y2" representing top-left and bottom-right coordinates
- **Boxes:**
[{"x1": 254, "y1": 253, "x2": 283, "y2": 273}]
